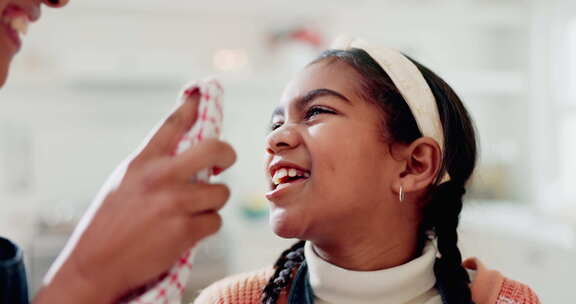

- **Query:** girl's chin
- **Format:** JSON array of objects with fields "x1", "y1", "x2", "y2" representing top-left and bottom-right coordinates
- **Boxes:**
[{"x1": 269, "y1": 208, "x2": 306, "y2": 239}]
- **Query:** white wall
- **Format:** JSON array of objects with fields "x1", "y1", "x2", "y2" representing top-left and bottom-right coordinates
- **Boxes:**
[{"x1": 0, "y1": 0, "x2": 574, "y2": 302}]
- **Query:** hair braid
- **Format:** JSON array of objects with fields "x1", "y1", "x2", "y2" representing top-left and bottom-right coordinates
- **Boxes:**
[
  {"x1": 414, "y1": 58, "x2": 476, "y2": 304},
  {"x1": 424, "y1": 181, "x2": 473, "y2": 304},
  {"x1": 261, "y1": 241, "x2": 306, "y2": 304}
]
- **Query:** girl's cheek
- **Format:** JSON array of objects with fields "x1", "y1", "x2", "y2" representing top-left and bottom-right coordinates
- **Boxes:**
[
  {"x1": 307, "y1": 124, "x2": 324, "y2": 137},
  {"x1": 307, "y1": 121, "x2": 342, "y2": 138}
]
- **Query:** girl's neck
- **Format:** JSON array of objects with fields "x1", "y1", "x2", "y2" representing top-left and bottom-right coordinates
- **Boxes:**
[{"x1": 309, "y1": 220, "x2": 420, "y2": 271}]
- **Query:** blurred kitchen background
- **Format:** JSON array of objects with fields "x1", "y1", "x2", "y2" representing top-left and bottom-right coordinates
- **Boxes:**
[{"x1": 0, "y1": 0, "x2": 574, "y2": 302}]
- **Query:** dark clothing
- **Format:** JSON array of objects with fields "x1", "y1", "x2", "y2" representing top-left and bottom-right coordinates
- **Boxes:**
[{"x1": 0, "y1": 237, "x2": 29, "y2": 304}]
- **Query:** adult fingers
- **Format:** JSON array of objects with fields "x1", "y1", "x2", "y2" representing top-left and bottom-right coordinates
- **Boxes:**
[
  {"x1": 163, "y1": 139, "x2": 236, "y2": 182},
  {"x1": 169, "y1": 183, "x2": 231, "y2": 215},
  {"x1": 136, "y1": 91, "x2": 200, "y2": 164},
  {"x1": 174, "y1": 212, "x2": 223, "y2": 247}
]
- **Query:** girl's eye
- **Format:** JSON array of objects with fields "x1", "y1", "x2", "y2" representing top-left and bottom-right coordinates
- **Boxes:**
[
  {"x1": 270, "y1": 121, "x2": 283, "y2": 131},
  {"x1": 304, "y1": 106, "x2": 335, "y2": 119}
]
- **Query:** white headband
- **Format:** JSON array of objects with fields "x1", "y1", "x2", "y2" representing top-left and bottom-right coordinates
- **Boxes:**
[{"x1": 331, "y1": 37, "x2": 450, "y2": 183}]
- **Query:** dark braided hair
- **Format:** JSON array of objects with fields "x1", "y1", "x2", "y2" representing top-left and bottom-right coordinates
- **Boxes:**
[
  {"x1": 262, "y1": 48, "x2": 477, "y2": 304},
  {"x1": 261, "y1": 240, "x2": 306, "y2": 304}
]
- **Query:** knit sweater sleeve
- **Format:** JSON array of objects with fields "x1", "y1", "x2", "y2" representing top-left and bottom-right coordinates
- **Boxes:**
[
  {"x1": 193, "y1": 267, "x2": 274, "y2": 304},
  {"x1": 463, "y1": 257, "x2": 540, "y2": 304},
  {"x1": 495, "y1": 278, "x2": 541, "y2": 304}
]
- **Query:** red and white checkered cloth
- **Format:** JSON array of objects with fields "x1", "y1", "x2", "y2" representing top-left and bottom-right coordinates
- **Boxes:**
[
  {"x1": 176, "y1": 79, "x2": 224, "y2": 180},
  {"x1": 120, "y1": 79, "x2": 224, "y2": 304}
]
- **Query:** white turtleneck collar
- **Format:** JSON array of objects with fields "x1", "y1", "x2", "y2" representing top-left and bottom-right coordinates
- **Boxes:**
[{"x1": 304, "y1": 240, "x2": 442, "y2": 304}]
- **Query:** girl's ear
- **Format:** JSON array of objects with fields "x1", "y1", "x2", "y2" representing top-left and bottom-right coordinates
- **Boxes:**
[{"x1": 392, "y1": 137, "x2": 442, "y2": 196}]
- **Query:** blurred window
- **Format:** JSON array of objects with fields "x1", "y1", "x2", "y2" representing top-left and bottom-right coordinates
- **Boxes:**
[
  {"x1": 560, "y1": 18, "x2": 576, "y2": 204},
  {"x1": 570, "y1": 19, "x2": 576, "y2": 101}
]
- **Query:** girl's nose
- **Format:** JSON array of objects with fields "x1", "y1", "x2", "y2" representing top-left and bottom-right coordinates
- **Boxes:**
[{"x1": 266, "y1": 125, "x2": 301, "y2": 155}]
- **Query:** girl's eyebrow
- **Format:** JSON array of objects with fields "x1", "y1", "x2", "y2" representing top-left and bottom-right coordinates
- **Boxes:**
[{"x1": 271, "y1": 88, "x2": 352, "y2": 118}]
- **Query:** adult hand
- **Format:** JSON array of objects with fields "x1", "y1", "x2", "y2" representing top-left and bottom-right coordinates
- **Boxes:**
[{"x1": 34, "y1": 92, "x2": 236, "y2": 303}]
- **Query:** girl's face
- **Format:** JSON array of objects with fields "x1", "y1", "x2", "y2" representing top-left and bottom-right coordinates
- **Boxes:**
[
  {"x1": 265, "y1": 60, "x2": 403, "y2": 240},
  {"x1": 0, "y1": 0, "x2": 68, "y2": 86}
]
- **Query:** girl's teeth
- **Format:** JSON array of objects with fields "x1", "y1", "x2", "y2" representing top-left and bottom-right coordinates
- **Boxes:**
[
  {"x1": 272, "y1": 169, "x2": 287, "y2": 185},
  {"x1": 272, "y1": 167, "x2": 310, "y2": 187}
]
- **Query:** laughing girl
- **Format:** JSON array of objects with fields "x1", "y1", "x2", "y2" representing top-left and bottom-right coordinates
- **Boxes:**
[{"x1": 194, "y1": 38, "x2": 540, "y2": 304}]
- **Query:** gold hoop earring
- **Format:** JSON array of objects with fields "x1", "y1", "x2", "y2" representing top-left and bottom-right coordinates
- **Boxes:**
[{"x1": 399, "y1": 185, "x2": 405, "y2": 202}]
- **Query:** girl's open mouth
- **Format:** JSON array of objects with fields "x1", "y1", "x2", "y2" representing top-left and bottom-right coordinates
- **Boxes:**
[
  {"x1": 266, "y1": 167, "x2": 311, "y2": 201},
  {"x1": 271, "y1": 167, "x2": 310, "y2": 189}
]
